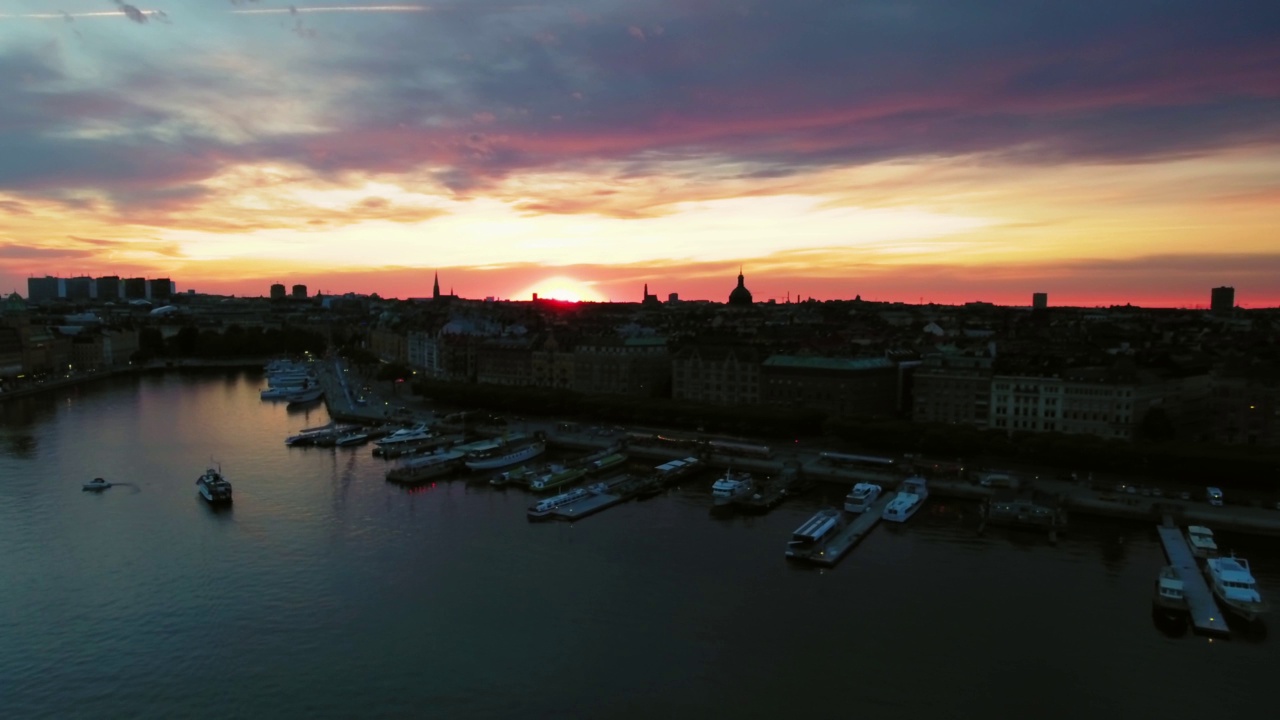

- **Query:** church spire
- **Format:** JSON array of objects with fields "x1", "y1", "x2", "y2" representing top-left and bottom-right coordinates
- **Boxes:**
[{"x1": 433, "y1": 271, "x2": 441, "y2": 300}]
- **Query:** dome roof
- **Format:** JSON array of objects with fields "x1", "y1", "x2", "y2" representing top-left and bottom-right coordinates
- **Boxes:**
[{"x1": 728, "y1": 271, "x2": 753, "y2": 306}]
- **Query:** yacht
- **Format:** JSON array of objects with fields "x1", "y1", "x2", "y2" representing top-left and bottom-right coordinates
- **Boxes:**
[
  {"x1": 465, "y1": 438, "x2": 545, "y2": 471},
  {"x1": 374, "y1": 422, "x2": 433, "y2": 447},
  {"x1": 843, "y1": 483, "x2": 881, "y2": 513},
  {"x1": 1184, "y1": 525, "x2": 1219, "y2": 559},
  {"x1": 1152, "y1": 566, "x2": 1188, "y2": 617},
  {"x1": 1204, "y1": 555, "x2": 1269, "y2": 622},
  {"x1": 711, "y1": 469, "x2": 754, "y2": 506},
  {"x1": 82, "y1": 477, "x2": 113, "y2": 492},
  {"x1": 196, "y1": 466, "x2": 233, "y2": 505},
  {"x1": 882, "y1": 475, "x2": 928, "y2": 522},
  {"x1": 527, "y1": 488, "x2": 591, "y2": 521}
]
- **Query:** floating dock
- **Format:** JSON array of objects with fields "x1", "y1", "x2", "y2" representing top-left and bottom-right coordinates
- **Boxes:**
[
  {"x1": 787, "y1": 492, "x2": 896, "y2": 567},
  {"x1": 1155, "y1": 524, "x2": 1230, "y2": 636},
  {"x1": 550, "y1": 478, "x2": 633, "y2": 521}
]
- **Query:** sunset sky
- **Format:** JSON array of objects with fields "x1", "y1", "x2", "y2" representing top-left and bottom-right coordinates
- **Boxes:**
[{"x1": 1, "y1": 1, "x2": 1278, "y2": 306}]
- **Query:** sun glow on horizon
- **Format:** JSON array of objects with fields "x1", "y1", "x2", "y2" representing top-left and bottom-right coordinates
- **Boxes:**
[{"x1": 518, "y1": 276, "x2": 608, "y2": 303}]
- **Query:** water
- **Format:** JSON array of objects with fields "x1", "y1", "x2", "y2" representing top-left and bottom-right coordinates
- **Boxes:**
[{"x1": 1, "y1": 371, "x2": 1275, "y2": 719}]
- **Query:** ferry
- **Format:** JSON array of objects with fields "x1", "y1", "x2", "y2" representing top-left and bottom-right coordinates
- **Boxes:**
[
  {"x1": 1204, "y1": 555, "x2": 1269, "y2": 622},
  {"x1": 196, "y1": 466, "x2": 233, "y2": 505},
  {"x1": 528, "y1": 465, "x2": 586, "y2": 492},
  {"x1": 784, "y1": 508, "x2": 844, "y2": 562},
  {"x1": 527, "y1": 488, "x2": 591, "y2": 521},
  {"x1": 843, "y1": 483, "x2": 881, "y2": 513},
  {"x1": 882, "y1": 475, "x2": 928, "y2": 522},
  {"x1": 1152, "y1": 566, "x2": 1188, "y2": 618},
  {"x1": 1184, "y1": 525, "x2": 1219, "y2": 559},
  {"x1": 711, "y1": 469, "x2": 754, "y2": 506},
  {"x1": 465, "y1": 438, "x2": 545, "y2": 471}
]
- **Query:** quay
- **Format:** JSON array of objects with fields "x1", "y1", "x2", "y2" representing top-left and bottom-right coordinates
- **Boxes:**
[{"x1": 1155, "y1": 522, "x2": 1229, "y2": 636}]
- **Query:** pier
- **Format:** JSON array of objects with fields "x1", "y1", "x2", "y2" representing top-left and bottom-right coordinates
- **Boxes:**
[
  {"x1": 812, "y1": 492, "x2": 896, "y2": 566},
  {"x1": 1155, "y1": 523, "x2": 1229, "y2": 636}
]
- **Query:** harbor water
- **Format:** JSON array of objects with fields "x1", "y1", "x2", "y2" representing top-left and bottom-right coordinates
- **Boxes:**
[{"x1": 1, "y1": 371, "x2": 1276, "y2": 719}]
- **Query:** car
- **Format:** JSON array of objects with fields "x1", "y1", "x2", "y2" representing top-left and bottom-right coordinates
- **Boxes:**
[{"x1": 1206, "y1": 486, "x2": 1224, "y2": 506}]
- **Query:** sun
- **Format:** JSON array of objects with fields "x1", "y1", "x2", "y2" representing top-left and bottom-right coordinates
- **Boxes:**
[{"x1": 518, "y1": 275, "x2": 608, "y2": 303}]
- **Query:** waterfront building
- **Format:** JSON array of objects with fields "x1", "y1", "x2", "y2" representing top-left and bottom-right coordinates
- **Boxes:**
[
  {"x1": 573, "y1": 336, "x2": 670, "y2": 397},
  {"x1": 672, "y1": 343, "x2": 761, "y2": 405},
  {"x1": 530, "y1": 334, "x2": 575, "y2": 390},
  {"x1": 761, "y1": 355, "x2": 899, "y2": 418},
  {"x1": 912, "y1": 351, "x2": 994, "y2": 427}
]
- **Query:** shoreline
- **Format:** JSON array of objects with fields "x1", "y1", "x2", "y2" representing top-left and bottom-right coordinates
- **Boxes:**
[{"x1": 0, "y1": 358, "x2": 270, "y2": 401}]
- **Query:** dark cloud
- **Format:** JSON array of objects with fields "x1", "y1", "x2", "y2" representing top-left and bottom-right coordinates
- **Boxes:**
[{"x1": 2, "y1": 0, "x2": 1279, "y2": 209}]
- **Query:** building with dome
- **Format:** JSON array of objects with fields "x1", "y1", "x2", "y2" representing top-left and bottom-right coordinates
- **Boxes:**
[{"x1": 727, "y1": 268, "x2": 753, "y2": 307}]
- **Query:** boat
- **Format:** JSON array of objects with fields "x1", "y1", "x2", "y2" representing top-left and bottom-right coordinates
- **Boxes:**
[
  {"x1": 711, "y1": 469, "x2": 754, "y2": 506},
  {"x1": 585, "y1": 452, "x2": 627, "y2": 475},
  {"x1": 386, "y1": 449, "x2": 466, "y2": 483},
  {"x1": 843, "y1": 483, "x2": 881, "y2": 513},
  {"x1": 261, "y1": 383, "x2": 311, "y2": 399},
  {"x1": 528, "y1": 465, "x2": 587, "y2": 492},
  {"x1": 82, "y1": 477, "x2": 113, "y2": 491},
  {"x1": 1204, "y1": 555, "x2": 1269, "y2": 622},
  {"x1": 1152, "y1": 566, "x2": 1188, "y2": 617},
  {"x1": 284, "y1": 387, "x2": 324, "y2": 404},
  {"x1": 464, "y1": 438, "x2": 545, "y2": 471},
  {"x1": 196, "y1": 466, "x2": 233, "y2": 504},
  {"x1": 784, "y1": 508, "x2": 845, "y2": 561},
  {"x1": 373, "y1": 422, "x2": 433, "y2": 448},
  {"x1": 882, "y1": 475, "x2": 928, "y2": 522},
  {"x1": 1184, "y1": 525, "x2": 1219, "y2": 559},
  {"x1": 335, "y1": 432, "x2": 370, "y2": 447},
  {"x1": 527, "y1": 488, "x2": 591, "y2": 521}
]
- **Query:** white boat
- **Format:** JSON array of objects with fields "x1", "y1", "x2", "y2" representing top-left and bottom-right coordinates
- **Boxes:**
[
  {"x1": 711, "y1": 469, "x2": 754, "y2": 506},
  {"x1": 527, "y1": 487, "x2": 591, "y2": 521},
  {"x1": 1152, "y1": 566, "x2": 1187, "y2": 617},
  {"x1": 465, "y1": 439, "x2": 546, "y2": 471},
  {"x1": 1204, "y1": 555, "x2": 1268, "y2": 622},
  {"x1": 882, "y1": 475, "x2": 928, "y2": 522},
  {"x1": 82, "y1": 477, "x2": 113, "y2": 491},
  {"x1": 1184, "y1": 525, "x2": 1218, "y2": 559},
  {"x1": 374, "y1": 422, "x2": 433, "y2": 447},
  {"x1": 196, "y1": 466, "x2": 233, "y2": 504},
  {"x1": 843, "y1": 483, "x2": 881, "y2": 513}
]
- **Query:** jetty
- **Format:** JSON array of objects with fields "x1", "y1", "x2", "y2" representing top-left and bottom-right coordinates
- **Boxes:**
[
  {"x1": 1155, "y1": 521, "x2": 1229, "y2": 636},
  {"x1": 787, "y1": 492, "x2": 896, "y2": 567}
]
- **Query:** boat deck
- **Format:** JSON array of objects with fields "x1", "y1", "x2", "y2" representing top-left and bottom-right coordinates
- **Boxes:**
[
  {"x1": 550, "y1": 491, "x2": 628, "y2": 521},
  {"x1": 1156, "y1": 525, "x2": 1229, "y2": 636}
]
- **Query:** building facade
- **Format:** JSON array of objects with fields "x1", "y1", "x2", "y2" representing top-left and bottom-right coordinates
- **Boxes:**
[
  {"x1": 671, "y1": 344, "x2": 760, "y2": 405},
  {"x1": 761, "y1": 355, "x2": 899, "y2": 418},
  {"x1": 912, "y1": 352, "x2": 994, "y2": 427}
]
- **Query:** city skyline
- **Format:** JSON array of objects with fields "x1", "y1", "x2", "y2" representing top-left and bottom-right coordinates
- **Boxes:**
[{"x1": 2, "y1": 1, "x2": 1279, "y2": 306}]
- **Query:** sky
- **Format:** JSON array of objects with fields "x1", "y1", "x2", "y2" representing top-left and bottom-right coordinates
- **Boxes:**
[{"x1": 1, "y1": 1, "x2": 1278, "y2": 307}]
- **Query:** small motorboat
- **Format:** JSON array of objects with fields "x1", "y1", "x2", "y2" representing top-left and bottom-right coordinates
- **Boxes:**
[{"x1": 82, "y1": 477, "x2": 113, "y2": 491}]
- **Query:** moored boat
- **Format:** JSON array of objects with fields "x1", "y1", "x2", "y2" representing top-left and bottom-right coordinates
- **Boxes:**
[
  {"x1": 843, "y1": 483, "x2": 881, "y2": 514},
  {"x1": 373, "y1": 422, "x2": 433, "y2": 448},
  {"x1": 464, "y1": 438, "x2": 545, "y2": 471},
  {"x1": 1204, "y1": 555, "x2": 1269, "y2": 622},
  {"x1": 711, "y1": 469, "x2": 754, "y2": 506},
  {"x1": 527, "y1": 487, "x2": 591, "y2": 521},
  {"x1": 528, "y1": 464, "x2": 587, "y2": 492},
  {"x1": 82, "y1": 477, "x2": 113, "y2": 491},
  {"x1": 882, "y1": 475, "x2": 928, "y2": 522},
  {"x1": 284, "y1": 387, "x2": 324, "y2": 404},
  {"x1": 386, "y1": 449, "x2": 466, "y2": 483},
  {"x1": 196, "y1": 466, "x2": 233, "y2": 504},
  {"x1": 784, "y1": 508, "x2": 845, "y2": 562},
  {"x1": 1184, "y1": 525, "x2": 1219, "y2": 559},
  {"x1": 1152, "y1": 566, "x2": 1188, "y2": 617}
]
